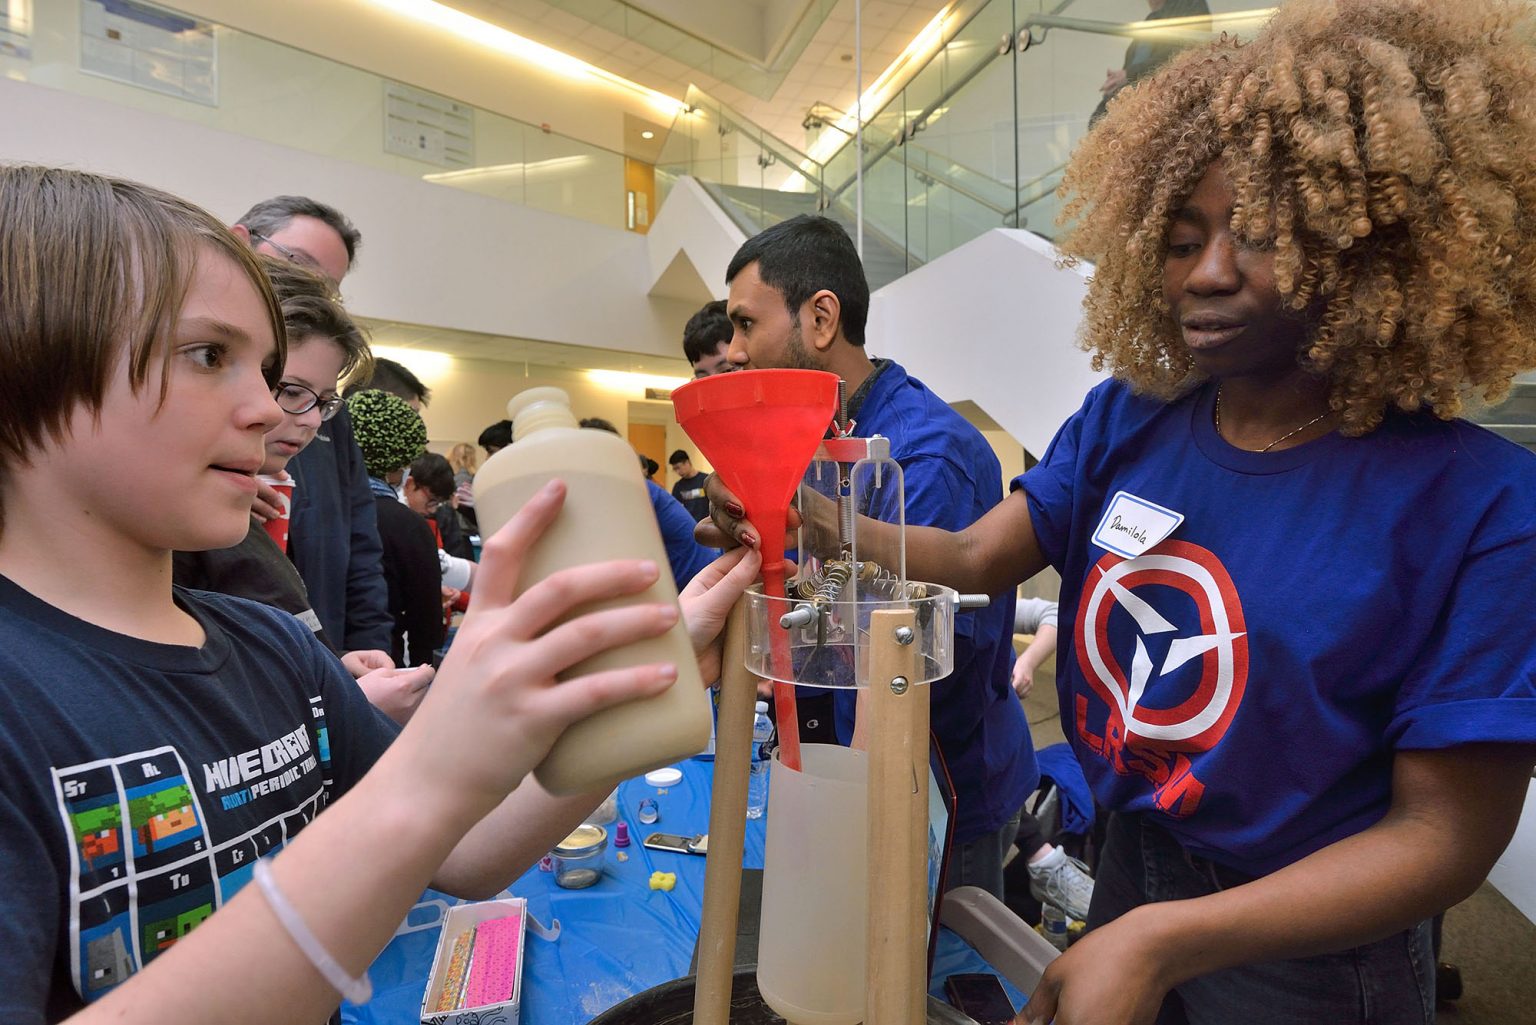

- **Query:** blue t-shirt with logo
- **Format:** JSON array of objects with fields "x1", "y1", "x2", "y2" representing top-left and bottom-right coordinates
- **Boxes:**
[
  {"x1": 1020, "y1": 379, "x2": 1536, "y2": 876},
  {"x1": 0, "y1": 577, "x2": 399, "y2": 1023}
]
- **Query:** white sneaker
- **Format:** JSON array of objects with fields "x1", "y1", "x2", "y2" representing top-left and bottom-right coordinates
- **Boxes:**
[{"x1": 1027, "y1": 846, "x2": 1094, "y2": 922}]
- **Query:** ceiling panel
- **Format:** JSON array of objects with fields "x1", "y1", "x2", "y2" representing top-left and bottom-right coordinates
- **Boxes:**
[{"x1": 459, "y1": 0, "x2": 952, "y2": 149}]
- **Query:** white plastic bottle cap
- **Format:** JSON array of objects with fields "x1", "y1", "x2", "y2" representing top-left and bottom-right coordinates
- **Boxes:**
[
  {"x1": 754, "y1": 701, "x2": 769, "y2": 714},
  {"x1": 644, "y1": 767, "x2": 683, "y2": 787}
]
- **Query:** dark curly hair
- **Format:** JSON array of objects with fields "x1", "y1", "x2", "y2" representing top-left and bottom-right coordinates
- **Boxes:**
[{"x1": 1056, "y1": 0, "x2": 1536, "y2": 434}]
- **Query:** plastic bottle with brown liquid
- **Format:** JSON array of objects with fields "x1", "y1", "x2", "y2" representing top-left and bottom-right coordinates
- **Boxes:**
[{"x1": 473, "y1": 387, "x2": 708, "y2": 794}]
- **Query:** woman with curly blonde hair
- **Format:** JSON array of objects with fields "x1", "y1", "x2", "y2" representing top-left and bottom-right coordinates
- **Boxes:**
[
  {"x1": 708, "y1": 1, "x2": 1536, "y2": 1021},
  {"x1": 447, "y1": 440, "x2": 480, "y2": 530},
  {"x1": 996, "y1": 0, "x2": 1536, "y2": 1019}
]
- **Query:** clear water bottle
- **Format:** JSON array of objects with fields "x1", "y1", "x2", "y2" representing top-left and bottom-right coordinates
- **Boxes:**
[
  {"x1": 747, "y1": 700, "x2": 774, "y2": 819},
  {"x1": 1040, "y1": 902, "x2": 1069, "y2": 952}
]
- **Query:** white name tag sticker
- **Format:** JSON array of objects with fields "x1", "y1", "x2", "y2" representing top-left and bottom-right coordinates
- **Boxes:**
[{"x1": 1092, "y1": 491, "x2": 1184, "y2": 559}]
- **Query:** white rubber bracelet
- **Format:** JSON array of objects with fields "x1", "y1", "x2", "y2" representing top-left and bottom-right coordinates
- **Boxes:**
[{"x1": 253, "y1": 857, "x2": 372, "y2": 1004}]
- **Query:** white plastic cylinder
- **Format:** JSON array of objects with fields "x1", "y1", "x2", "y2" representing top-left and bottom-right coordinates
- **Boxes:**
[{"x1": 757, "y1": 744, "x2": 868, "y2": 1025}]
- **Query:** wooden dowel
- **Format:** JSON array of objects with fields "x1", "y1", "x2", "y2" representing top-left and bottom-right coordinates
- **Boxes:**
[
  {"x1": 866, "y1": 608, "x2": 928, "y2": 1025},
  {"x1": 692, "y1": 598, "x2": 755, "y2": 1025}
]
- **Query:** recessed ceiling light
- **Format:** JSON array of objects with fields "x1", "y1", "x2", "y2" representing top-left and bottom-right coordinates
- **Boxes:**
[{"x1": 641, "y1": 130, "x2": 655, "y2": 139}]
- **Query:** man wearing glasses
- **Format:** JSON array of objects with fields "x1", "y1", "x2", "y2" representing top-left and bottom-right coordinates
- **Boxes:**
[
  {"x1": 233, "y1": 197, "x2": 396, "y2": 665},
  {"x1": 232, "y1": 196, "x2": 356, "y2": 284}
]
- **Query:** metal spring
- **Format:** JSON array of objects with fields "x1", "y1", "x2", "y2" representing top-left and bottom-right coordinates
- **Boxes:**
[
  {"x1": 791, "y1": 558, "x2": 853, "y2": 605},
  {"x1": 796, "y1": 559, "x2": 927, "y2": 603},
  {"x1": 857, "y1": 559, "x2": 928, "y2": 601}
]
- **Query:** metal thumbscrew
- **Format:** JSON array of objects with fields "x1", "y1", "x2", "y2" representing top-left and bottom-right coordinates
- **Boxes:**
[
  {"x1": 893, "y1": 626, "x2": 915, "y2": 645},
  {"x1": 780, "y1": 605, "x2": 817, "y2": 629},
  {"x1": 890, "y1": 676, "x2": 910, "y2": 695}
]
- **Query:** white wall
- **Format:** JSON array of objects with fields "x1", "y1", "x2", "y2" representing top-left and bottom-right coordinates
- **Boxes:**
[
  {"x1": 0, "y1": 77, "x2": 699, "y2": 360},
  {"x1": 869, "y1": 228, "x2": 1101, "y2": 462},
  {"x1": 1490, "y1": 781, "x2": 1536, "y2": 924},
  {"x1": 168, "y1": 0, "x2": 682, "y2": 154},
  {"x1": 0, "y1": 0, "x2": 633, "y2": 230},
  {"x1": 644, "y1": 176, "x2": 747, "y2": 302}
]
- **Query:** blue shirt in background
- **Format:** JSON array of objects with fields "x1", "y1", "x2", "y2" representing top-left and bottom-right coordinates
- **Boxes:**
[
  {"x1": 646, "y1": 479, "x2": 716, "y2": 589},
  {"x1": 834, "y1": 359, "x2": 1037, "y2": 846}
]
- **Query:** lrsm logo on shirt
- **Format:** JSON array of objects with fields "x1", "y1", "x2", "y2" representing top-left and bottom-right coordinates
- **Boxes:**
[{"x1": 1073, "y1": 539, "x2": 1249, "y2": 818}]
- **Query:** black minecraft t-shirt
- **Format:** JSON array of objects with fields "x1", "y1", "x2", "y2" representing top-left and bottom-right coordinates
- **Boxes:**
[
  {"x1": 670, "y1": 472, "x2": 711, "y2": 525},
  {"x1": 0, "y1": 574, "x2": 399, "y2": 1023}
]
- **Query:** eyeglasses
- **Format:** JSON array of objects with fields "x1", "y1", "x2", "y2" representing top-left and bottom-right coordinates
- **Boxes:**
[
  {"x1": 250, "y1": 231, "x2": 323, "y2": 272},
  {"x1": 274, "y1": 381, "x2": 345, "y2": 421}
]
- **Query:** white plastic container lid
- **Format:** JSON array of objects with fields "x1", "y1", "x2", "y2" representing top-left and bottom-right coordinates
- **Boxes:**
[{"x1": 643, "y1": 766, "x2": 683, "y2": 787}]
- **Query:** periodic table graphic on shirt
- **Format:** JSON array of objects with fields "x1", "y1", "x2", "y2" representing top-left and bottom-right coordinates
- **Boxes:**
[{"x1": 51, "y1": 695, "x2": 336, "y2": 1003}]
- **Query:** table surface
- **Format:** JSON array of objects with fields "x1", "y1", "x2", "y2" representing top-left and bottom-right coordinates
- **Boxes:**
[{"x1": 344, "y1": 757, "x2": 1027, "y2": 1024}]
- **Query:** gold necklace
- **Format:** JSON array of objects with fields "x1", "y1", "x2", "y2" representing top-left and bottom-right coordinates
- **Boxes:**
[{"x1": 1215, "y1": 388, "x2": 1333, "y2": 452}]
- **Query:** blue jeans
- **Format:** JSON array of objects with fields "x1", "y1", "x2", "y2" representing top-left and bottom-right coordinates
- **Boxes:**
[
  {"x1": 948, "y1": 811, "x2": 1022, "y2": 900},
  {"x1": 1090, "y1": 813, "x2": 1436, "y2": 1025}
]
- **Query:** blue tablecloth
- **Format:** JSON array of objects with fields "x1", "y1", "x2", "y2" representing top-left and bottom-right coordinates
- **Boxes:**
[{"x1": 345, "y1": 757, "x2": 1026, "y2": 1023}]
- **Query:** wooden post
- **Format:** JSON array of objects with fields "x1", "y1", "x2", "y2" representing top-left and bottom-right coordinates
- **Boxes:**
[
  {"x1": 692, "y1": 599, "x2": 755, "y2": 1025},
  {"x1": 866, "y1": 608, "x2": 928, "y2": 1025}
]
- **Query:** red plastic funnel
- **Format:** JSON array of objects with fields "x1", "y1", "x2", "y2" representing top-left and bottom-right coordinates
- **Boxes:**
[{"x1": 673, "y1": 369, "x2": 840, "y2": 772}]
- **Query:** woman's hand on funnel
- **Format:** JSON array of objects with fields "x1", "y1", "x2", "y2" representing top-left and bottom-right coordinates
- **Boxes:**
[
  {"x1": 694, "y1": 474, "x2": 791, "y2": 550},
  {"x1": 694, "y1": 473, "x2": 839, "y2": 555}
]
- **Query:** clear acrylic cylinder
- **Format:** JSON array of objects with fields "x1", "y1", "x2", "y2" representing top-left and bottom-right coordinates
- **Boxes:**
[{"x1": 743, "y1": 584, "x2": 955, "y2": 689}]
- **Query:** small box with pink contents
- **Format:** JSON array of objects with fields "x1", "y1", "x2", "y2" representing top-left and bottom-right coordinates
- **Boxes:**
[{"x1": 419, "y1": 897, "x2": 527, "y2": 1025}]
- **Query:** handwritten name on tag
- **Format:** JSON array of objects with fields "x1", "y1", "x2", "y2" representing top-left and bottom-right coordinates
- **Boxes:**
[{"x1": 1092, "y1": 491, "x2": 1184, "y2": 559}]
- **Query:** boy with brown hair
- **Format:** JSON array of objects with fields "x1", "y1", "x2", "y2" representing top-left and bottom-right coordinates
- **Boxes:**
[{"x1": 0, "y1": 164, "x2": 757, "y2": 1024}]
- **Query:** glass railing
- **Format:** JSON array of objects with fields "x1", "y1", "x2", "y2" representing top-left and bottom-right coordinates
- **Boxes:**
[
  {"x1": 806, "y1": 102, "x2": 1018, "y2": 220},
  {"x1": 525, "y1": 0, "x2": 846, "y2": 107},
  {"x1": 655, "y1": 84, "x2": 826, "y2": 235},
  {"x1": 1, "y1": 0, "x2": 635, "y2": 230},
  {"x1": 786, "y1": 1, "x2": 1278, "y2": 270},
  {"x1": 14, "y1": 0, "x2": 1282, "y2": 278}
]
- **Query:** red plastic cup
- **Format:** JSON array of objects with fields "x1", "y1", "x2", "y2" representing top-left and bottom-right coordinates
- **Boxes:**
[{"x1": 257, "y1": 474, "x2": 296, "y2": 551}]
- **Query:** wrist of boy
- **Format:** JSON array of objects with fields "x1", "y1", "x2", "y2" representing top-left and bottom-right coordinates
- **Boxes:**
[{"x1": 370, "y1": 736, "x2": 511, "y2": 843}]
